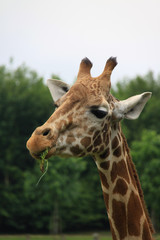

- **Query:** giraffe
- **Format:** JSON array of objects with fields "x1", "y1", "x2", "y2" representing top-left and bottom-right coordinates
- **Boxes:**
[{"x1": 26, "y1": 57, "x2": 154, "y2": 240}]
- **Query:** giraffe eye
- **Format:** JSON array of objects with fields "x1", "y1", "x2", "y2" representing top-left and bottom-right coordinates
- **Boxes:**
[{"x1": 90, "y1": 106, "x2": 108, "y2": 119}]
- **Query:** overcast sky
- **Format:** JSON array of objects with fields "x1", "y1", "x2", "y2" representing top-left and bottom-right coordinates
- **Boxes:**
[{"x1": 0, "y1": 0, "x2": 160, "y2": 85}]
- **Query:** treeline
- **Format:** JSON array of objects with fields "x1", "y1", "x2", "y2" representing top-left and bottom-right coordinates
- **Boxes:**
[{"x1": 0, "y1": 64, "x2": 160, "y2": 234}]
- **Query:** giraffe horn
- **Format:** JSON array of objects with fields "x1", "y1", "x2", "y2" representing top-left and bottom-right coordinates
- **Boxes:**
[
  {"x1": 99, "y1": 57, "x2": 117, "y2": 92},
  {"x1": 77, "y1": 57, "x2": 93, "y2": 80}
]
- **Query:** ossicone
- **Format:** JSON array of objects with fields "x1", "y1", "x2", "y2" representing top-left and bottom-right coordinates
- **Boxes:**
[{"x1": 77, "y1": 57, "x2": 93, "y2": 79}]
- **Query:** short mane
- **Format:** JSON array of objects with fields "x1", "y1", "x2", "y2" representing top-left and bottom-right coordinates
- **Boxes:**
[{"x1": 121, "y1": 132, "x2": 154, "y2": 234}]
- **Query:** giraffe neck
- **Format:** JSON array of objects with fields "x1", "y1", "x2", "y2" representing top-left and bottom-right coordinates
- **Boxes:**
[{"x1": 95, "y1": 125, "x2": 154, "y2": 240}]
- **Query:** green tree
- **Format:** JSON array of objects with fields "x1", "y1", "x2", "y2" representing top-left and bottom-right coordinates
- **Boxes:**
[{"x1": 0, "y1": 63, "x2": 53, "y2": 232}]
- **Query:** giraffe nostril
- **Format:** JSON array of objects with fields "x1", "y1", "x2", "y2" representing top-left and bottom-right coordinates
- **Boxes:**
[{"x1": 42, "y1": 129, "x2": 51, "y2": 136}]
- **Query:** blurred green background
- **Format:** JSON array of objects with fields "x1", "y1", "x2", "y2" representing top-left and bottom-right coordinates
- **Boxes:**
[{"x1": 0, "y1": 62, "x2": 160, "y2": 238}]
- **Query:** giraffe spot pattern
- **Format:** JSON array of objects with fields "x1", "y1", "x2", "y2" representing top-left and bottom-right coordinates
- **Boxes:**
[
  {"x1": 113, "y1": 178, "x2": 128, "y2": 196},
  {"x1": 112, "y1": 199, "x2": 127, "y2": 239},
  {"x1": 66, "y1": 136, "x2": 76, "y2": 144},
  {"x1": 100, "y1": 161, "x2": 110, "y2": 170},
  {"x1": 70, "y1": 145, "x2": 83, "y2": 155},
  {"x1": 86, "y1": 145, "x2": 93, "y2": 152},
  {"x1": 103, "y1": 192, "x2": 109, "y2": 210},
  {"x1": 142, "y1": 220, "x2": 152, "y2": 240},
  {"x1": 127, "y1": 191, "x2": 143, "y2": 236},
  {"x1": 112, "y1": 136, "x2": 119, "y2": 149},
  {"x1": 93, "y1": 147, "x2": 98, "y2": 153},
  {"x1": 111, "y1": 160, "x2": 130, "y2": 183},
  {"x1": 113, "y1": 146, "x2": 121, "y2": 157},
  {"x1": 93, "y1": 131, "x2": 100, "y2": 141},
  {"x1": 103, "y1": 131, "x2": 109, "y2": 144},
  {"x1": 88, "y1": 127, "x2": 96, "y2": 135},
  {"x1": 103, "y1": 123, "x2": 108, "y2": 132},
  {"x1": 109, "y1": 220, "x2": 118, "y2": 240},
  {"x1": 126, "y1": 156, "x2": 137, "y2": 189},
  {"x1": 100, "y1": 147, "x2": 110, "y2": 159},
  {"x1": 99, "y1": 145, "x2": 104, "y2": 153},
  {"x1": 99, "y1": 170, "x2": 109, "y2": 189},
  {"x1": 94, "y1": 135, "x2": 102, "y2": 147},
  {"x1": 80, "y1": 136, "x2": 91, "y2": 148},
  {"x1": 105, "y1": 134, "x2": 110, "y2": 146}
]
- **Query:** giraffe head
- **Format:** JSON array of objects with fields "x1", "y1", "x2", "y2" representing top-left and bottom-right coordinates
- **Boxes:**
[{"x1": 26, "y1": 57, "x2": 151, "y2": 159}]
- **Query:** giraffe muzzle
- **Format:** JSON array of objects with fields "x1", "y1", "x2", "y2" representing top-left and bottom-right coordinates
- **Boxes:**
[{"x1": 26, "y1": 126, "x2": 58, "y2": 159}]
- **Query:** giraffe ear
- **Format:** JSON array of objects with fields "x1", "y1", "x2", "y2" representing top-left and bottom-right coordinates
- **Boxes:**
[
  {"x1": 113, "y1": 92, "x2": 152, "y2": 120},
  {"x1": 47, "y1": 79, "x2": 70, "y2": 102}
]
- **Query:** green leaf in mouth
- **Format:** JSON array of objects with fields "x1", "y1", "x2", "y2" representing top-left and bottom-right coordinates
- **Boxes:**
[
  {"x1": 36, "y1": 148, "x2": 49, "y2": 187},
  {"x1": 39, "y1": 148, "x2": 49, "y2": 173}
]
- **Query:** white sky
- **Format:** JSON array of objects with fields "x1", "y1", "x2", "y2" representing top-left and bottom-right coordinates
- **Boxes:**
[{"x1": 0, "y1": 0, "x2": 160, "y2": 85}]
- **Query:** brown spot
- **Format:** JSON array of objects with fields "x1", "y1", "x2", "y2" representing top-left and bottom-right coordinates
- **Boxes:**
[
  {"x1": 77, "y1": 132, "x2": 82, "y2": 137},
  {"x1": 80, "y1": 137, "x2": 91, "y2": 148},
  {"x1": 99, "y1": 145, "x2": 104, "y2": 153},
  {"x1": 70, "y1": 145, "x2": 83, "y2": 155},
  {"x1": 113, "y1": 178, "x2": 128, "y2": 195},
  {"x1": 103, "y1": 131, "x2": 107, "y2": 142},
  {"x1": 66, "y1": 135, "x2": 76, "y2": 144},
  {"x1": 111, "y1": 162, "x2": 117, "y2": 182},
  {"x1": 94, "y1": 135, "x2": 102, "y2": 147},
  {"x1": 87, "y1": 145, "x2": 93, "y2": 152},
  {"x1": 93, "y1": 147, "x2": 98, "y2": 153},
  {"x1": 99, "y1": 170, "x2": 109, "y2": 189},
  {"x1": 112, "y1": 136, "x2": 119, "y2": 149},
  {"x1": 100, "y1": 161, "x2": 110, "y2": 170},
  {"x1": 103, "y1": 192, "x2": 109, "y2": 209},
  {"x1": 88, "y1": 127, "x2": 96, "y2": 135},
  {"x1": 126, "y1": 156, "x2": 137, "y2": 188},
  {"x1": 104, "y1": 133, "x2": 110, "y2": 146},
  {"x1": 142, "y1": 220, "x2": 152, "y2": 240},
  {"x1": 103, "y1": 123, "x2": 108, "y2": 132},
  {"x1": 93, "y1": 131, "x2": 100, "y2": 140},
  {"x1": 83, "y1": 125, "x2": 88, "y2": 131},
  {"x1": 127, "y1": 191, "x2": 143, "y2": 236},
  {"x1": 111, "y1": 160, "x2": 130, "y2": 183},
  {"x1": 112, "y1": 199, "x2": 127, "y2": 239},
  {"x1": 113, "y1": 146, "x2": 121, "y2": 157},
  {"x1": 100, "y1": 147, "x2": 110, "y2": 159}
]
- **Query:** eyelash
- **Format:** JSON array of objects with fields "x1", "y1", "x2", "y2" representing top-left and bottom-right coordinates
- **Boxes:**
[{"x1": 54, "y1": 104, "x2": 107, "y2": 119}]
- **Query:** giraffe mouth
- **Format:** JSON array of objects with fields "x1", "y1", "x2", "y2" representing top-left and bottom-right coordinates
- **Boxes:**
[{"x1": 30, "y1": 145, "x2": 56, "y2": 160}]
